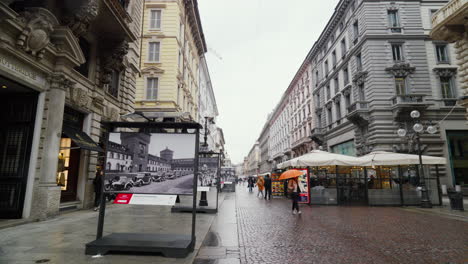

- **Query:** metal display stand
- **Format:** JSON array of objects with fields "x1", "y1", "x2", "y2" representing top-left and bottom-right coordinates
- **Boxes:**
[
  {"x1": 171, "y1": 151, "x2": 220, "y2": 214},
  {"x1": 85, "y1": 121, "x2": 201, "y2": 258}
]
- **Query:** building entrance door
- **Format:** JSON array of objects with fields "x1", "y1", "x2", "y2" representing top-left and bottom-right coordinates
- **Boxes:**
[
  {"x1": 0, "y1": 88, "x2": 37, "y2": 218},
  {"x1": 337, "y1": 170, "x2": 368, "y2": 205},
  {"x1": 58, "y1": 107, "x2": 84, "y2": 203}
]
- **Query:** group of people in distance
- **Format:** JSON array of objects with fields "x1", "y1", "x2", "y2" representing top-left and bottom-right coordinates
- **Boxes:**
[{"x1": 244, "y1": 174, "x2": 306, "y2": 215}]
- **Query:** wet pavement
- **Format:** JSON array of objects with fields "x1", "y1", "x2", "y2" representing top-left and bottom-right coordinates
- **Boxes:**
[
  {"x1": 1, "y1": 185, "x2": 467, "y2": 264},
  {"x1": 235, "y1": 186, "x2": 468, "y2": 264},
  {"x1": 0, "y1": 191, "x2": 221, "y2": 264}
]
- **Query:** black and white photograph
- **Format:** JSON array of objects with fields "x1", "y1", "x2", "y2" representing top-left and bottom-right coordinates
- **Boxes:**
[
  {"x1": 104, "y1": 132, "x2": 196, "y2": 195},
  {"x1": 198, "y1": 156, "x2": 219, "y2": 187}
]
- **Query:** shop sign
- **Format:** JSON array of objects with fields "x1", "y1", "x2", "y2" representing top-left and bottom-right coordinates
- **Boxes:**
[{"x1": 0, "y1": 52, "x2": 46, "y2": 88}]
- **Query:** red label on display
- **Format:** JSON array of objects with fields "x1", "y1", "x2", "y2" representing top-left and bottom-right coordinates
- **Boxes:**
[{"x1": 113, "y1": 193, "x2": 133, "y2": 204}]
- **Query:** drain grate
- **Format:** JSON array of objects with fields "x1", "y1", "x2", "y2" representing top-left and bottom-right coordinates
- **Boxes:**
[
  {"x1": 193, "y1": 259, "x2": 216, "y2": 264},
  {"x1": 35, "y1": 259, "x2": 50, "y2": 263}
]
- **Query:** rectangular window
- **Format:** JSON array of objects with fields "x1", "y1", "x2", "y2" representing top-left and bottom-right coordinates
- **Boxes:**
[
  {"x1": 353, "y1": 21, "x2": 359, "y2": 42},
  {"x1": 315, "y1": 70, "x2": 319, "y2": 86},
  {"x1": 108, "y1": 70, "x2": 120, "y2": 97},
  {"x1": 148, "y1": 42, "x2": 160, "y2": 62},
  {"x1": 316, "y1": 93, "x2": 321, "y2": 106},
  {"x1": 146, "y1": 77, "x2": 159, "y2": 100},
  {"x1": 388, "y1": 10, "x2": 401, "y2": 32},
  {"x1": 440, "y1": 77, "x2": 455, "y2": 98},
  {"x1": 334, "y1": 77, "x2": 339, "y2": 94},
  {"x1": 341, "y1": 39, "x2": 347, "y2": 58},
  {"x1": 395, "y1": 77, "x2": 407, "y2": 95},
  {"x1": 326, "y1": 85, "x2": 331, "y2": 100},
  {"x1": 150, "y1": 10, "x2": 162, "y2": 29},
  {"x1": 332, "y1": 50, "x2": 337, "y2": 67},
  {"x1": 343, "y1": 67, "x2": 349, "y2": 85},
  {"x1": 356, "y1": 53, "x2": 362, "y2": 71},
  {"x1": 324, "y1": 60, "x2": 329, "y2": 75},
  {"x1": 391, "y1": 44, "x2": 404, "y2": 62},
  {"x1": 345, "y1": 93, "x2": 351, "y2": 108},
  {"x1": 317, "y1": 113, "x2": 322, "y2": 127},
  {"x1": 435, "y1": 44, "x2": 449, "y2": 63},
  {"x1": 358, "y1": 83, "x2": 365, "y2": 101},
  {"x1": 336, "y1": 101, "x2": 342, "y2": 120},
  {"x1": 327, "y1": 108, "x2": 333, "y2": 125}
]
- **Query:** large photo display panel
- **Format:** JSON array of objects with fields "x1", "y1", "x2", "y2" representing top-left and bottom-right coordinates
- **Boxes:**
[
  {"x1": 198, "y1": 156, "x2": 220, "y2": 187},
  {"x1": 104, "y1": 132, "x2": 196, "y2": 195}
]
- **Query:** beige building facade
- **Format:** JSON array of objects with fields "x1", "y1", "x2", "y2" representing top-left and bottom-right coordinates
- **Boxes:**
[{"x1": 136, "y1": 0, "x2": 207, "y2": 122}]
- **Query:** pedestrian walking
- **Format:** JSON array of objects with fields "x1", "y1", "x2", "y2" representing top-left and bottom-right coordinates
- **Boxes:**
[
  {"x1": 288, "y1": 177, "x2": 306, "y2": 214},
  {"x1": 256, "y1": 176, "x2": 265, "y2": 198},
  {"x1": 93, "y1": 169, "x2": 103, "y2": 211},
  {"x1": 264, "y1": 174, "x2": 272, "y2": 200},
  {"x1": 248, "y1": 177, "x2": 255, "y2": 193}
]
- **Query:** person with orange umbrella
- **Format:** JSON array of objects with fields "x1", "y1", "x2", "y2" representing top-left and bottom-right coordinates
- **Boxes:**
[
  {"x1": 280, "y1": 170, "x2": 306, "y2": 214},
  {"x1": 256, "y1": 176, "x2": 265, "y2": 198}
]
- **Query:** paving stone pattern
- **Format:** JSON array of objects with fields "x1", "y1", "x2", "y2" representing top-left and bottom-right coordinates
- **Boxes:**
[{"x1": 236, "y1": 188, "x2": 468, "y2": 264}]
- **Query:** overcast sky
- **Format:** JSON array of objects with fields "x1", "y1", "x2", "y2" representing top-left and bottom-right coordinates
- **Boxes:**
[{"x1": 198, "y1": 0, "x2": 340, "y2": 164}]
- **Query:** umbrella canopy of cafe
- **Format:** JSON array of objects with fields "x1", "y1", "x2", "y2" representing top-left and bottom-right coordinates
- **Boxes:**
[
  {"x1": 277, "y1": 150, "x2": 362, "y2": 169},
  {"x1": 356, "y1": 151, "x2": 447, "y2": 166}
]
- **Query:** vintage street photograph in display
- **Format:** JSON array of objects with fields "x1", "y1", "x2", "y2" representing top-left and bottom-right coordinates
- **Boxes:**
[
  {"x1": 198, "y1": 156, "x2": 219, "y2": 187},
  {"x1": 104, "y1": 132, "x2": 196, "y2": 195}
]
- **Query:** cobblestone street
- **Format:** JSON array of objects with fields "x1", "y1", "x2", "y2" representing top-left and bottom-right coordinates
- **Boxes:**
[{"x1": 235, "y1": 187, "x2": 468, "y2": 264}]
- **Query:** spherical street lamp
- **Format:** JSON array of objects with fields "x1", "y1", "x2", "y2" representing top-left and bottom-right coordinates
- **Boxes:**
[
  {"x1": 410, "y1": 110, "x2": 421, "y2": 119},
  {"x1": 397, "y1": 109, "x2": 434, "y2": 208}
]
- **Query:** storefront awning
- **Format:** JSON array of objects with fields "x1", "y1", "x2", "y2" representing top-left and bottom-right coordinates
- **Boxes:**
[{"x1": 62, "y1": 126, "x2": 103, "y2": 152}]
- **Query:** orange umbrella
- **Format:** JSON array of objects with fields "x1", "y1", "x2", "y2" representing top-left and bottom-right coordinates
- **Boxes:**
[{"x1": 278, "y1": 169, "x2": 304, "y2": 180}]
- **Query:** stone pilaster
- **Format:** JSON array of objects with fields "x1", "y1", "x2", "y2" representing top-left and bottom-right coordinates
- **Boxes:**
[{"x1": 30, "y1": 73, "x2": 74, "y2": 220}]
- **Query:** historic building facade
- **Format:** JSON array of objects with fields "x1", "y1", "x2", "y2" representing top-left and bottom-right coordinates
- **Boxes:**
[
  {"x1": 0, "y1": 0, "x2": 142, "y2": 219},
  {"x1": 310, "y1": 0, "x2": 466, "y2": 188},
  {"x1": 258, "y1": 121, "x2": 272, "y2": 174},
  {"x1": 135, "y1": 0, "x2": 207, "y2": 122},
  {"x1": 198, "y1": 57, "x2": 219, "y2": 152},
  {"x1": 246, "y1": 0, "x2": 466, "y2": 189},
  {"x1": 268, "y1": 96, "x2": 292, "y2": 167},
  {"x1": 431, "y1": 0, "x2": 468, "y2": 120}
]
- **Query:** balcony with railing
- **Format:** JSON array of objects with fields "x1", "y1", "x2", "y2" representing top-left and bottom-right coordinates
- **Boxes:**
[
  {"x1": 94, "y1": 0, "x2": 137, "y2": 42},
  {"x1": 346, "y1": 101, "x2": 369, "y2": 125},
  {"x1": 390, "y1": 94, "x2": 431, "y2": 120},
  {"x1": 431, "y1": 0, "x2": 468, "y2": 42}
]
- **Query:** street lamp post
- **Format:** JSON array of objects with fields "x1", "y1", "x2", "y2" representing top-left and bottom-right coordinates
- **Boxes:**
[
  {"x1": 397, "y1": 110, "x2": 437, "y2": 208},
  {"x1": 199, "y1": 116, "x2": 214, "y2": 206}
]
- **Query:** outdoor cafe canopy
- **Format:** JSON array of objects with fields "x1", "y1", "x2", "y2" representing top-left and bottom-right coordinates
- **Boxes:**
[
  {"x1": 355, "y1": 151, "x2": 447, "y2": 166},
  {"x1": 277, "y1": 150, "x2": 362, "y2": 169},
  {"x1": 277, "y1": 150, "x2": 447, "y2": 169}
]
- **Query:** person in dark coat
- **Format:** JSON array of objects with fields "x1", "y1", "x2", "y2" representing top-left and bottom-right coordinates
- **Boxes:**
[
  {"x1": 247, "y1": 177, "x2": 255, "y2": 193},
  {"x1": 264, "y1": 174, "x2": 272, "y2": 200},
  {"x1": 93, "y1": 169, "x2": 103, "y2": 211}
]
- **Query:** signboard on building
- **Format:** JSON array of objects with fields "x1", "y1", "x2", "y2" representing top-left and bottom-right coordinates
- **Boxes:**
[{"x1": 104, "y1": 132, "x2": 196, "y2": 195}]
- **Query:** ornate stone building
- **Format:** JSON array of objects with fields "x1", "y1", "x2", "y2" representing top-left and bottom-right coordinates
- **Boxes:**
[
  {"x1": 0, "y1": 0, "x2": 142, "y2": 219},
  {"x1": 248, "y1": 0, "x2": 467, "y2": 190},
  {"x1": 431, "y1": 0, "x2": 468, "y2": 120},
  {"x1": 309, "y1": 0, "x2": 466, "y2": 188}
]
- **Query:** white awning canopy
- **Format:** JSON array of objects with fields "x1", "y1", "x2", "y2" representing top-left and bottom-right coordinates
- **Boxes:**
[
  {"x1": 276, "y1": 150, "x2": 446, "y2": 169},
  {"x1": 277, "y1": 150, "x2": 362, "y2": 168},
  {"x1": 356, "y1": 151, "x2": 447, "y2": 166}
]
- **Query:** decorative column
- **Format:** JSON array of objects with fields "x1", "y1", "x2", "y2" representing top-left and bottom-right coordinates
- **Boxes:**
[{"x1": 31, "y1": 73, "x2": 74, "y2": 220}]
